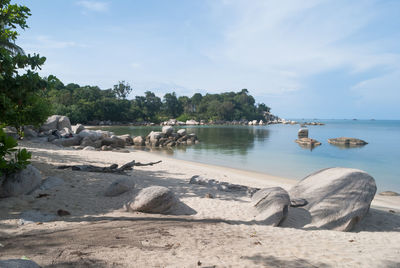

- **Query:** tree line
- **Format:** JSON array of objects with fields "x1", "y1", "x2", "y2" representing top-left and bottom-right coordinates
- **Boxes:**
[{"x1": 45, "y1": 77, "x2": 271, "y2": 124}]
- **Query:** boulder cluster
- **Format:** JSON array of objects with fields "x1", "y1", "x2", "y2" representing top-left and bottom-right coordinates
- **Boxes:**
[{"x1": 144, "y1": 126, "x2": 199, "y2": 147}]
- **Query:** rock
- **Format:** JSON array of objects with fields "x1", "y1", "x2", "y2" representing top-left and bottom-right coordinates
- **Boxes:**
[
  {"x1": 148, "y1": 131, "x2": 164, "y2": 144},
  {"x1": 60, "y1": 127, "x2": 73, "y2": 138},
  {"x1": 23, "y1": 127, "x2": 37, "y2": 139},
  {"x1": 3, "y1": 126, "x2": 19, "y2": 139},
  {"x1": 133, "y1": 136, "x2": 145, "y2": 146},
  {"x1": 104, "y1": 177, "x2": 135, "y2": 197},
  {"x1": 0, "y1": 165, "x2": 42, "y2": 198},
  {"x1": 186, "y1": 119, "x2": 199, "y2": 125},
  {"x1": 328, "y1": 137, "x2": 368, "y2": 147},
  {"x1": 40, "y1": 115, "x2": 60, "y2": 132},
  {"x1": 290, "y1": 198, "x2": 308, "y2": 207},
  {"x1": 162, "y1": 126, "x2": 174, "y2": 135},
  {"x1": 251, "y1": 187, "x2": 290, "y2": 226},
  {"x1": 102, "y1": 137, "x2": 125, "y2": 148},
  {"x1": 0, "y1": 259, "x2": 41, "y2": 268},
  {"x1": 286, "y1": 167, "x2": 377, "y2": 231},
  {"x1": 72, "y1": 123, "x2": 85, "y2": 134},
  {"x1": 295, "y1": 138, "x2": 321, "y2": 147},
  {"x1": 189, "y1": 176, "x2": 259, "y2": 196},
  {"x1": 379, "y1": 191, "x2": 399, "y2": 196},
  {"x1": 118, "y1": 134, "x2": 133, "y2": 145},
  {"x1": 298, "y1": 128, "x2": 308, "y2": 138},
  {"x1": 93, "y1": 139, "x2": 103, "y2": 148},
  {"x1": 39, "y1": 176, "x2": 64, "y2": 190},
  {"x1": 58, "y1": 115, "x2": 71, "y2": 130},
  {"x1": 57, "y1": 209, "x2": 71, "y2": 216},
  {"x1": 52, "y1": 135, "x2": 81, "y2": 147},
  {"x1": 18, "y1": 210, "x2": 56, "y2": 225},
  {"x1": 78, "y1": 129, "x2": 104, "y2": 141},
  {"x1": 177, "y1": 129, "x2": 186, "y2": 136},
  {"x1": 82, "y1": 146, "x2": 96, "y2": 151},
  {"x1": 101, "y1": 145, "x2": 113, "y2": 151},
  {"x1": 80, "y1": 136, "x2": 95, "y2": 147},
  {"x1": 128, "y1": 186, "x2": 178, "y2": 214}
]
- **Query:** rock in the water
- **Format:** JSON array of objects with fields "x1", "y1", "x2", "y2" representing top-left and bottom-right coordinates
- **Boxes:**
[
  {"x1": 186, "y1": 119, "x2": 199, "y2": 125},
  {"x1": 177, "y1": 129, "x2": 186, "y2": 136},
  {"x1": 286, "y1": 167, "x2": 377, "y2": 231},
  {"x1": 105, "y1": 177, "x2": 135, "y2": 197},
  {"x1": 133, "y1": 136, "x2": 145, "y2": 146},
  {"x1": 328, "y1": 137, "x2": 368, "y2": 147},
  {"x1": 251, "y1": 187, "x2": 290, "y2": 226},
  {"x1": 0, "y1": 259, "x2": 41, "y2": 268},
  {"x1": 162, "y1": 126, "x2": 174, "y2": 135},
  {"x1": 39, "y1": 176, "x2": 64, "y2": 190},
  {"x1": 298, "y1": 128, "x2": 308, "y2": 138},
  {"x1": 118, "y1": 134, "x2": 133, "y2": 145},
  {"x1": 295, "y1": 138, "x2": 321, "y2": 147},
  {"x1": 0, "y1": 165, "x2": 42, "y2": 198},
  {"x1": 128, "y1": 186, "x2": 177, "y2": 213},
  {"x1": 72, "y1": 123, "x2": 85, "y2": 134},
  {"x1": 379, "y1": 191, "x2": 399, "y2": 196}
]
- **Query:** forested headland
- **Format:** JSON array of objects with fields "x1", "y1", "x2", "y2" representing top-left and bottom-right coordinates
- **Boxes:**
[{"x1": 45, "y1": 78, "x2": 271, "y2": 124}]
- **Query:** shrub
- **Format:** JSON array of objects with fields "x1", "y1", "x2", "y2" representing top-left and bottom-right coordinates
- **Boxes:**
[{"x1": 0, "y1": 127, "x2": 31, "y2": 177}]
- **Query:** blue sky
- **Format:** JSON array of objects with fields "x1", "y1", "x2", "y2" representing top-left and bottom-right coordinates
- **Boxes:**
[{"x1": 15, "y1": 0, "x2": 400, "y2": 119}]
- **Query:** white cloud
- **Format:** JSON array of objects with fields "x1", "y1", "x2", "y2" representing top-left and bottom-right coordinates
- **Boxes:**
[
  {"x1": 77, "y1": 1, "x2": 109, "y2": 12},
  {"x1": 203, "y1": 0, "x2": 399, "y2": 96},
  {"x1": 21, "y1": 35, "x2": 88, "y2": 51}
]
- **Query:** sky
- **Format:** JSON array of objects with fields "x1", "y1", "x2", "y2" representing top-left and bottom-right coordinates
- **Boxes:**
[{"x1": 15, "y1": 0, "x2": 400, "y2": 119}]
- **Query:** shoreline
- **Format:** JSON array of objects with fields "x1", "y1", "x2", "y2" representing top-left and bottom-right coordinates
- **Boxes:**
[{"x1": 0, "y1": 140, "x2": 398, "y2": 267}]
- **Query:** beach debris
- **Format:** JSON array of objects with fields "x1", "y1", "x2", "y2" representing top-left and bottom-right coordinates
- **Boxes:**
[
  {"x1": 290, "y1": 198, "x2": 308, "y2": 207},
  {"x1": 205, "y1": 193, "x2": 214, "y2": 198},
  {"x1": 57, "y1": 209, "x2": 71, "y2": 216},
  {"x1": 327, "y1": 137, "x2": 368, "y2": 147},
  {"x1": 104, "y1": 177, "x2": 135, "y2": 197},
  {"x1": 127, "y1": 186, "x2": 178, "y2": 214},
  {"x1": 298, "y1": 128, "x2": 308, "y2": 138},
  {"x1": 189, "y1": 176, "x2": 259, "y2": 196},
  {"x1": 285, "y1": 167, "x2": 377, "y2": 231},
  {"x1": 379, "y1": 191, "x2": 399, "y2": 196},
  {"x1": 389, "y1": 210, "x2": 396, "y2": 213},
  {"x1": 251, "y1": 187, "x2": 290, "y2": 226},
  {"x1": 18, "y1": 210, "x2": 56, "y2": 225},
  {"x1": 57, "y1": 160, "x2": 161, "y2": 174},
  {"x1": 35, "y1": 193, "x2": 50, "y2": 198},
  {"x1": 0, "y1": 259, "x2": 41, "y2": 268},
  {"x1": 0, "y1": 165, "x2": 42, "y2": 198}
]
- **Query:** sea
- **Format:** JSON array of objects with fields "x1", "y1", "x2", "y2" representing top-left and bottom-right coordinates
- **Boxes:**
[{"x1": 95, "y1": 120, "x2": 400, "y2": 192}]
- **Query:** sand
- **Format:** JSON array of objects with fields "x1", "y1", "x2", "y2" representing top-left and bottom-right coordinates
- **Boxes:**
[{"x1": 0, "y1": 140, "x2": 399, "y2": 267}]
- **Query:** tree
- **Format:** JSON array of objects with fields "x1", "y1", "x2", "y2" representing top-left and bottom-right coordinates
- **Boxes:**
[
  {"x1": 163, "y1": 92, "x2": 182, "y2": 118},
  {"x1": 0, "y1": 0, "x2": 52, "y2": 134},
  {"x1": 112, "y1": 80, "x2": 132, "y2": 99}
]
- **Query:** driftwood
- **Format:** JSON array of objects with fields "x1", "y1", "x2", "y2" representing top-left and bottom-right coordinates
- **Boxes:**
[{"x1": 57, "y1": 160, "x2": 162, "y2": 174}]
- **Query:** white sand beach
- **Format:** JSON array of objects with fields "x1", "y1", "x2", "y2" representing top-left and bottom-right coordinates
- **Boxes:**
[{"x1": 0, "y1": 141, "x2": 399, "y2": 267}]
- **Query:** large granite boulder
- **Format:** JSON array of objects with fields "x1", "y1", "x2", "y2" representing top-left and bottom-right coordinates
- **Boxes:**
[
  {"x1": 58, "y1": 116, "x2": 71, "y2": 130},
  {"x1": 101, "y1": 137, "x2": 125, "y2": 148},
  {"x1": 118, "y1": 134, "x2": 133, "y2": 145},
  {"x1": 162, "y1": 126, "x2": 174, "y2": 135},
  {"x1": 177, "y1": 129, "x2": 186, "y2": 136},
  {"x1": 0, "y1": 259, "x2": 41, "y2": 268},
  {"x1": 40, "y1": 115, "x2": 71, "y2": 132},
  {"x1": 285, "y1": 167, "x2": 377, "y2": 231},
  {"x1": 128, "y1": 186, "x2": 177, "y2": 213},
  {"x1": 328, "y1": 137, "x2": 368, "y2": 147},
  {"x1": 0, "y1": 165, "x2": 42, "y2": 198},
  {"x1": 52, "y1": 135, "x2": 81, "y2": 147},
  {"x1": 78, "y1": 129, "x2": 104, "y2": 141},
  {"x1": 23, "y1": 127, "x2": 38, "y2": 139},
  {"x1": 80, "y1": 136, "x2": 95, "y2": 147},
  {"x1": 72, "y1": 123, "x2": 85, "y2": 134},
  {"x1": 186, "y1": 119, "x2": 199, "y2": 125},
  {"x1": 251, "y1": 187, "x2": 290, "y2": 226},
  {"x1": 104, "y1": 177, "x2": 135, "y2": 197},
  {"x1": 133, "y1": 136, "x2": 145, "y2": 146}
]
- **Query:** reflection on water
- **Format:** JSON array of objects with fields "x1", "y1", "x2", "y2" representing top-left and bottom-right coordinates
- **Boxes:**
[
  {"x1": 94, "y1": 120, "x2": 400, "y2": 192},
  {"x1": 188, "y1": 126, "x2": 270, "y2": 155}
]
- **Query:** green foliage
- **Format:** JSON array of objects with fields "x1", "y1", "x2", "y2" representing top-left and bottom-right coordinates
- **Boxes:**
[
  {"x1": 113, "y1": 80, "x2": 132, "y2": 99},
  {"x1": 0, "y1": 1, "x2": 51, "y2": 133},
  {"x1": 0, "y1": 127, "x2": 31, "y2": 177}
]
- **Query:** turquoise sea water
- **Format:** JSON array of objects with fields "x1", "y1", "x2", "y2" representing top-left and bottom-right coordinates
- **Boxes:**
[{"x1": 96, "y1": 120, "x2": 400, "y2": 192}]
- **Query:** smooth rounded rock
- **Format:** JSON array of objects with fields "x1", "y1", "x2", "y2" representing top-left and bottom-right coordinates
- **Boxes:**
[{"x1": 128, "y1": 186, "x2": 177, "y2": 214}]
